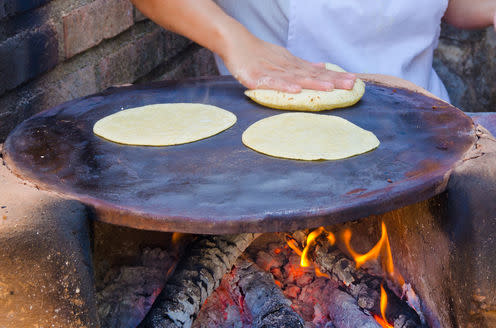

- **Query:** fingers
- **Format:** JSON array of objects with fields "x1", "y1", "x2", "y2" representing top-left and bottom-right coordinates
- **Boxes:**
[
  {"x1": 271, "y1": 59, "x2": 357, "y2": 91},
  {"x1": 224, "y1": 37, "x2": 357, "y2": 93},
  {"x1": 242, "y1": 69, "x2": 356, "y2": 94},
  {"x1": 245, "y1": 75, "x2": 302, "y2": 93},
  {"x1": 296, "y1": 70, "x2": 356, "y2": 91}
]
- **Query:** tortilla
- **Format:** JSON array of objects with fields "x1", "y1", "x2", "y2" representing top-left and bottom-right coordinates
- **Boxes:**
[
  {"x1": 244, "y1": 63, "x2": 365, "y2": 111},
  {"x1": 93, "y1": 103, "x2": 237, "y2": 146},
  {"x1": 242, "y1": 112, "x2": 379, "y2": 160}
]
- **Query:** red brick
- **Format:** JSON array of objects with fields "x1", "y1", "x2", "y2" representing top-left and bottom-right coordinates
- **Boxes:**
[
  {"x1": 159, "y1": 47, "x2": 219, "y2": 81},
  {"x1": 63, "y1": 0, "x2": 134, "y2": 58},
  {"x1": 1, "y1": 0, "x2": 52, "y2": 19},
  {"x1": 97, "y1": 28, "x2": 168, "y2": 88},
  {"x1": 0, "y1": 64, "x2": 98, "y2": 141},
  {"x1": 45, "y1": 65, "x2": 98, "y2": 109}
]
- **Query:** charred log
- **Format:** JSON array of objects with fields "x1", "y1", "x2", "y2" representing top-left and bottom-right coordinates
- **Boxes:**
[
  {"x1": 309, "y1": 239, "x2": 423, "y2": 328},
  {"x1": 227, "y1": 258, "x2": 304, "y2": 328},
  {"x1": 97, "y1": 248, "x2": 178, "y2": 328},
  {"x1": 326, "y1": 288, "x2": 383, "y2": 328},
  {"x1": 139, "y1": 233, "x2": 259, "y2": 328}
]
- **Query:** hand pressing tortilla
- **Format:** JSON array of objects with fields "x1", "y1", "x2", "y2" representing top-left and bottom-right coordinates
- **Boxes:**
[
  {"x1": 244, "y1": 63, "x2": 365, "y2": 111},
  {"x1": 242, "y1": 112, "x2": 379, "y2": 160},
  {"x1": 93, "y1": 103, "x2": 236, "y2": 146}
]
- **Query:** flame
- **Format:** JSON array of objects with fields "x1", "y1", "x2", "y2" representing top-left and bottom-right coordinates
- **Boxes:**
[
  {"x1": 343, "y1": 222, "x2": 401, "y2": 327},
  {"x1": 301, "y1": 227, "x2": 325, "y2": 267},
  {"x1": 343, "y1": 221, "x2": 404, "y2": 286},
  {"x1": 285, "y1": 224, "x2": 406, "y2": 328},
  {"x1": 373, "y1": 314, "x2": 394, "y2": 328},
  {"x1": 286, "y1": 238, "x2": 303, "y2": 256},
  {"x1": 314, "y1": 266, "x2": 330, "y2": 279},
  {"x1": 300, "y1": 227, "x2": 336, "y2": 267},
  {"x1": 327, "y1": 232, "x2": 336, "y2": 245},
  {"x1": 373, "y1": 284, "x2": 394, "y2": 328},
  {"x1": 171, "y1": 232, "x2": 184, "y2": 245}
]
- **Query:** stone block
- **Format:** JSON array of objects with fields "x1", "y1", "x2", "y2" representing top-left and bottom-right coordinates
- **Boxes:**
[
  {"x1": 63, "y1": 0, "x2": 134, "y2": 58},
  {"x1": 0, "y1": 161, "x2": 98, "y2": 327},
  {"x1": 434, "y1": 23, "x2": 496, "y2": 112},
  {"x1": 0, "y1": 24, "x2": 58, "y2": 95}
]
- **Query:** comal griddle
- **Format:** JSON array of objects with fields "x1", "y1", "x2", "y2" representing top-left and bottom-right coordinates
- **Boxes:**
[{"x1": 2, "y1": 76, "x2": 476, "y2": 233}]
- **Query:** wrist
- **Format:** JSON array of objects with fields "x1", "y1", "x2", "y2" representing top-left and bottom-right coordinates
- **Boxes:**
[{"x1": 213, "y1": 17, "x2": 259, "y2": 63}]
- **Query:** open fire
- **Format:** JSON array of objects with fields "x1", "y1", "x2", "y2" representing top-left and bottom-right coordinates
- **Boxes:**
[
  {"x1": 285, "y1": 222, "x2": 418, "y2": 328},
  {"x1": 189, "y1": 222, "x2": 425, "y2": 328}
]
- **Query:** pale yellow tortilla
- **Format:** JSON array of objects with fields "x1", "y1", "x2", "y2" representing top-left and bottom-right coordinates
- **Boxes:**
[
  {"x1": 93, "y1": 103, "x2": 237, "y2": 146},
  {"x1": 244, "y1": 63, "x2": 365, "y2": 111},
  {"x1": 242, "y1": 112, "x2": 379, "y2": 160}
]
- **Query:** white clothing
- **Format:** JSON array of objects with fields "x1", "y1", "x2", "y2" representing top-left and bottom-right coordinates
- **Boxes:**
[
  {"x1": 213, "y1": 0, "x2": 289, "y2": 72},
  {"x1": 213, "y1": 0, "x2": 450, "y2": 102}
]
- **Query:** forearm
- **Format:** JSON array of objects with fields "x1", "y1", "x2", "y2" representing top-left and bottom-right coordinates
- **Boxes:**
[
  {"x1": 130, "y1": 0, "x2": 356, "y2": 92},
  {"x1": 444, "y1": 0, "x2": 496, "y2": 29},
  {"x1": 130, "y1": 0, "x2": 252, "y2": 60}
]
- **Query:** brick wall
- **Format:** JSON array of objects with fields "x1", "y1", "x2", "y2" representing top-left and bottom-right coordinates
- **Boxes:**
[
  {"x1": 0, "y1": 0, "x2": 218, "y2": 141},
  {"x1": 0, "y1": 2, "x2": 494, "y2": 142}
]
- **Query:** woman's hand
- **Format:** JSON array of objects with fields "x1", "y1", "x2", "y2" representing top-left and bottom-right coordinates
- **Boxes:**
[
  {"x1": 131, "y1": 0, "x2": 356, "y2": 93},
  {"x1": 221, "y1": 31, "x2": 356, "y2": 93}
]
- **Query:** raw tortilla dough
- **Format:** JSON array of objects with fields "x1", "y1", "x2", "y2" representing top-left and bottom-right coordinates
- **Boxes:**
[
  {"x1": 93, "y1": 103, "x2": 237, "y2": 146},
  {"x1": 244, "y1": 63, "x2": 365, "y2": 111},
  {"x1": 242, "y1": 112, "x2": 379, "y2": 160}
]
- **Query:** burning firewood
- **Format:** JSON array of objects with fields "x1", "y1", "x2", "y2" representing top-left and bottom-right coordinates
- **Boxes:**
[
  {"x1": 288, "y1": 228, "x2": 425, "y2": 328},
  {"x1": 227, "y1": 259, "x2": 304, "y2": 327},
  {"x1": 194, "y1": 258, "x2": 304, "y2": 328},
  {"x1": 139, "y1": 233, "x2": 260, "y2": 328}
]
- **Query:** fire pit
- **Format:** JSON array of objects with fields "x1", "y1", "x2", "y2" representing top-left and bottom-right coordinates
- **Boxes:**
[{"x1": 2, "y1": 76, "x2": 495, "y2": 328}]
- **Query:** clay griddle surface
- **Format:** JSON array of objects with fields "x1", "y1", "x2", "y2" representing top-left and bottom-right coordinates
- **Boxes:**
[{"x1": 3, "y1": 76, "x2": 475, "y2": 233}]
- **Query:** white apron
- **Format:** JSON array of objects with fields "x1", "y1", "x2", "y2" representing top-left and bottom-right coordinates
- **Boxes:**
[
  {"x1": 213, "y1": 0, "x2": 450, "y2": 101},
  {"x1": 287, "y1": 0, "x2": 450, "y2": 101}
]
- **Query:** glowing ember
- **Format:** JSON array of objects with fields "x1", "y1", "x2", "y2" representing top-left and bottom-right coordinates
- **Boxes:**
[
  {"x1": 284, "y1": 223, "x2": 416, "y2": 328},
  {"x1": 314, "y1": 266, "x2": 330, "y2": 279}
]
